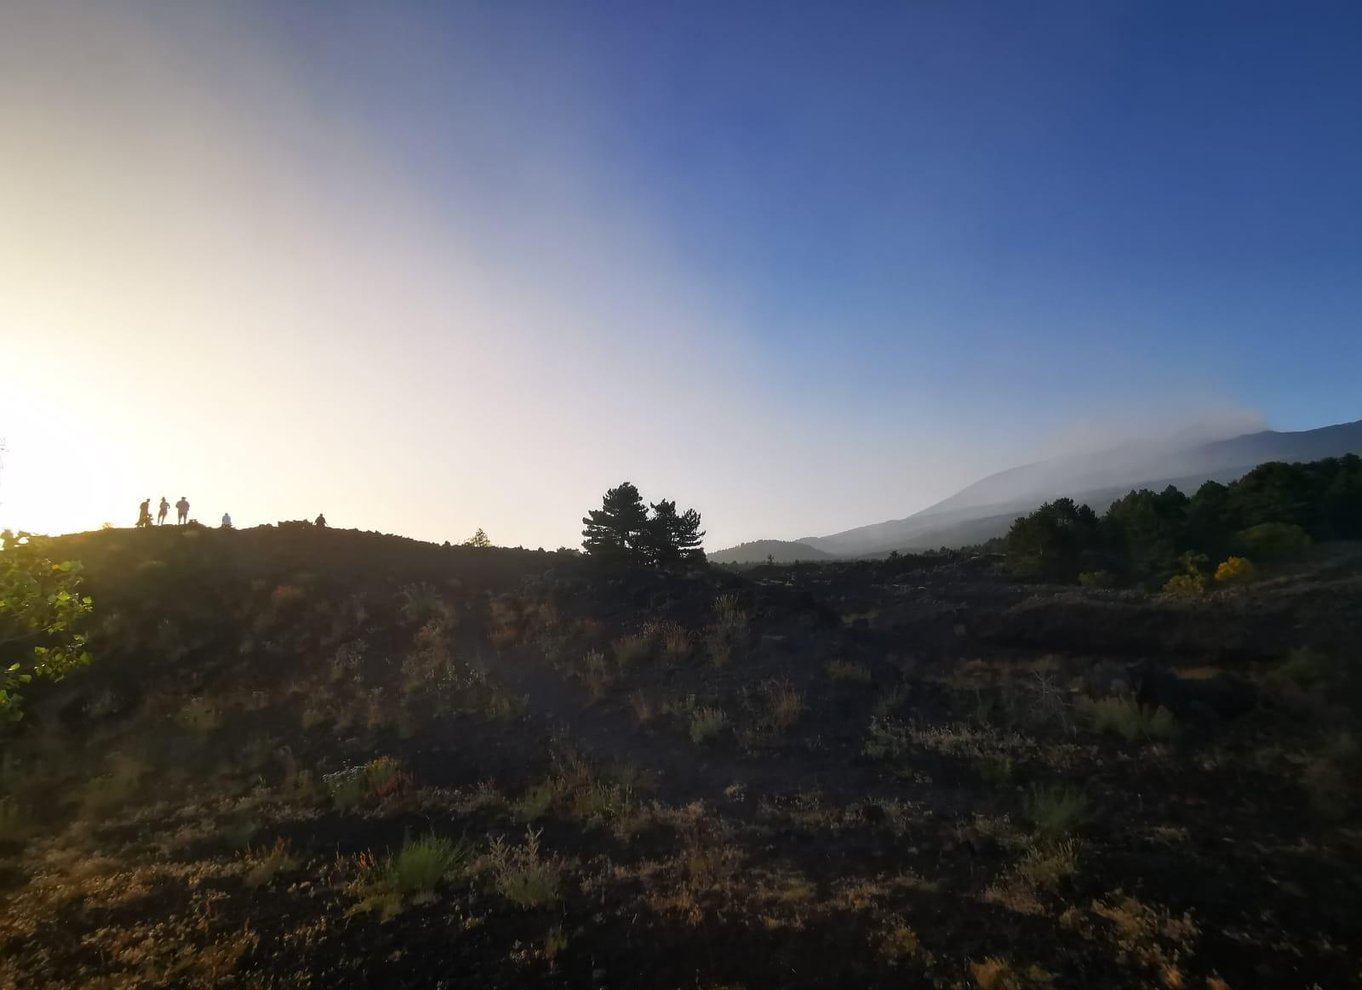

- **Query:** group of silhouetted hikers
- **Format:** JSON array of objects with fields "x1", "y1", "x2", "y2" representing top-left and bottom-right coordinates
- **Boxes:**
[
  {"x1": 136, "y1": 496, "x2": 190, "y2": 528},
  {"x1": 134, "y1": 498, "x2": 325, "y2": 531}
]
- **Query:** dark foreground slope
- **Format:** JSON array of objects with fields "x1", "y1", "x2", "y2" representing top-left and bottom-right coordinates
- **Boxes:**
[{"x1": 2, "y1": 526, "x2": 1360, "y2": 989}]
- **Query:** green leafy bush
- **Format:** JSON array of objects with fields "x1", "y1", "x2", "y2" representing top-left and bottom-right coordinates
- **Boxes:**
[
  {"x1": 0, "y1": 531, "x2": 94, "y2": 721},
  {"x1": 1233, "y1": 522, "x2": 1311, "y2": 562}
]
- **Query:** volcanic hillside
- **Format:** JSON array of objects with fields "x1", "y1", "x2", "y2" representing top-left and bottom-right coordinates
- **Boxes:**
[{"x1": 1, "y1": 523, "x2": 1360, "y2": 989}]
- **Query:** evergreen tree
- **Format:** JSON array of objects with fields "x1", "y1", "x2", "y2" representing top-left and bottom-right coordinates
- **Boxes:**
[
  {"x1": 1004, "y1": 498, "x2": 1102, "y2": 581},
  {"x1": 581, "y1": 482, "x2": 650, "y2": 563},
  {"x1": 581, "y1": 484, "x2": 705, "y2": 565},
  {"x1": 645, "y1": 499, "x2": 707, "y2": 565},
  {"x1": 1104, "y1": 486, "x2": 1188, "y2": 583}
]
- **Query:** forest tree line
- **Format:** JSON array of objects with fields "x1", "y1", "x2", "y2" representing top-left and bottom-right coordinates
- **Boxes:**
[{"x1": 1004, "y1": 455, "x2": 1362, "y2": 587}]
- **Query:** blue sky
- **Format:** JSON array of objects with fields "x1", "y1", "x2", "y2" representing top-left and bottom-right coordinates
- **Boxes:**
[
  {"x1": 318, "y1": 1, "x2": 1362, "y2": 425},
  {"x1": 2, "y1": 1, "x2": 1359, "y2": 546}
]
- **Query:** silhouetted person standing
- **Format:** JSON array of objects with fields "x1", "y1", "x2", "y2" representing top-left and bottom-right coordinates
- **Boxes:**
[
  {"x1": 315, "y1": 513, "x2": 327, "y2": 528},
  {"x1": 157, "y1": 497, "x2": 169, "y2": 526},
  {"x1": 136, "y1": 499, "x2": 152, "y2": 528},
  {"x1": 221, "y1": 512, "x2": 233, "y2": 529},
  {"x1": 176, "y1": 496, "x2": 190, "y2": 525}
]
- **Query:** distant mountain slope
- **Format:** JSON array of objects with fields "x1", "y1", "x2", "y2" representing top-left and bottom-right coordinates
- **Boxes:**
[
  {"x1": 797, "y1": 418, "x2": 1362, "y2": 557},
  {"x1": 708, "y1": 539, "x2": 831, "y2": 565}
]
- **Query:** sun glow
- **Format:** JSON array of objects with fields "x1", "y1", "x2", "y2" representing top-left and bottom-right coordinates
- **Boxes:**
[{"x1": 0, "y1": 373, "x2": 146, "y2": 535}]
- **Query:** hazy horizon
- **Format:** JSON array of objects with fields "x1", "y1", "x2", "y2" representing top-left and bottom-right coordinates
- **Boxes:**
[{"x1": 4, "y1": 2, "x2": 1360, "y2": 549}]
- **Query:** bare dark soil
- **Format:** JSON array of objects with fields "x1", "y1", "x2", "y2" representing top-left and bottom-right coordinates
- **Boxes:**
[{"x1": 2, "y1": 526, "x2": 1359, "y2": 990}]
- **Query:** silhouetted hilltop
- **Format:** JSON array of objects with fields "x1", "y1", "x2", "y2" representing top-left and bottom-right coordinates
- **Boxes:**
[{"x1": 708, "y1": 539, "x2": 830, "y2": 565}]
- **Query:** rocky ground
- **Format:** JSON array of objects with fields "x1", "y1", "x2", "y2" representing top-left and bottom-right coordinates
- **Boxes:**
[{"x1": 1, "y1": 526, "x2": 1359, "y2": 989}]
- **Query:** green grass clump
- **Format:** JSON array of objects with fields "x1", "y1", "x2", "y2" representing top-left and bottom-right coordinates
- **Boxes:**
[
  {"x1": 825, "y1": 659, "x2": 872, "y2": 683},
  {"x1": 1275, "y1": 646, "x2": 1340, "y2": 688},
  {"x1": 639, "y1": 620, "x2": 691, "y2": 662},
  {"x1": 1015, "y1": 838, "x2": 1080, "y2": 891},
  {"x1": 758, "y1": 678, "x2": 803, "y2": 736},
  {"x1": 862, "y1": 717, "x2": 912, "y2": 763},
  {"x1": 712, "y1": 593, "x2": 748, "y2": 629},
  {"x1": 1023, "y1": 783, "x2": 1089, "y2": 837},
  {"x1": 512, "y1": 780, "x2": 561, "y2": 822},
  {"x1": 348, "y1": 833, "x2": 474, "y2": 918},
  {"x1": 689, "y1": 706, "x2": 729, "y2": 745},
  {"x1": 1301, "y1": 732, "x2": 1360, "y2": 821},
  {"x1": 391, "y1": 833, "x2": 473, "y2": 896},
  {"x1": 399, "y1": 583, "x2": 448, "y2": 625},
  {"x1": 80, "y1": 754, "x2": 148, "y2": 816},
  {"x1": 325, "y1": 756, "x2": 406, "y2": 810},
  {"x1": 244, "y1": 838, "x2": 300, "y2": 889},
  {"x1": 1087, "y1": 696, "x2": 1175, "y2": 742},
  {"x1": 581, "y1": 649, "x2": 615, "y2": 699},
  {"x1": 612, "y1": 632, "x2": 653, "y2": 667},
  {"x1": 0, "y1": 796, "x2": 30, "y2": 841},
  {"x1": 176, "y1": 697, "x2": 223, "y2": 734},
  {"x1": 218, "y1": 816, "x2": 261, "y2": 851},
  {"x1": 704, "y1": 594, "x2": 749, "y2": 668},
  {"x1": 484, "y1": 689, "x2": 527, "y2": 723},
  {"x1": 566, "y1": 778, "x2": 629, "y2": 823},
  {"x1": 975, "y1": 754, "x2": 1015, "y2": 785}
]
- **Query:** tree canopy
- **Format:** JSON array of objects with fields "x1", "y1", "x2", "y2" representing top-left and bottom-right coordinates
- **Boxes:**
[
  {"x1": 582, "y1": 483, "x2": 705, "y2": 565},
  {"x1": 1004, "y1": 455, "x2": 1362, "y2": 585}
]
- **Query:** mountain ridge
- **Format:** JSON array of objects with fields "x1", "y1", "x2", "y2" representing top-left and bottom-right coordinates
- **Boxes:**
[{"x1": 713, "y1": 418, "x2": 1362, "y2": 562}]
